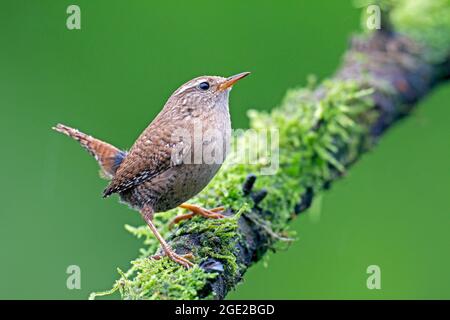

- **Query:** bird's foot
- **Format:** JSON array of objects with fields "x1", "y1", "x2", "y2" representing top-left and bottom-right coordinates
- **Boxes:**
[
  {"x1": 169, "y1": 203, "x2": 225, "y2": 228},
  {"x1": 151, "y1": 249, "x2": 194, "y2": 268}
]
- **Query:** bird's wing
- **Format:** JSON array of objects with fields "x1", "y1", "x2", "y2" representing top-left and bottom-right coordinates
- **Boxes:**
[{"x1": 103, "y1": 119, "x2": 189, "y2": 197}]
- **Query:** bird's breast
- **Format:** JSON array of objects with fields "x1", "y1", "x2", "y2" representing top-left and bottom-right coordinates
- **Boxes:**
[{"x1": 123, "y1": 108, "x2": 232, "y2": 213}]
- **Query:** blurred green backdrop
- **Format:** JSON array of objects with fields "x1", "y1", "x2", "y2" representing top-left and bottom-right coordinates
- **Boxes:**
[{"x1": 1, "y1": 0, "x2": 449, "y2": 299}]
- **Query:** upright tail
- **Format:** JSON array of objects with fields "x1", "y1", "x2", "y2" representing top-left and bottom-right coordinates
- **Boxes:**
[{"x1": 53, "y1": 123, "x2": 127, "y2": 179}]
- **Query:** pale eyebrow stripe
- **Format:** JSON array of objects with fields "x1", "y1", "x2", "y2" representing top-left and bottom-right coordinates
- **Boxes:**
[{"x1": 176, "y1": 79, "x2": 207, "y2": 95}]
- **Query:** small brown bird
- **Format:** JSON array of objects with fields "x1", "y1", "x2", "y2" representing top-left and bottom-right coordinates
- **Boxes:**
[{"x1": 53, "y1": 72, "x2": 250, "y2": 268}]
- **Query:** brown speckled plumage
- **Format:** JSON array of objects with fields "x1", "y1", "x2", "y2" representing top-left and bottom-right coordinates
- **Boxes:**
[{"x1": 54, "y1": 72, "x2": 250, "y2": 267}]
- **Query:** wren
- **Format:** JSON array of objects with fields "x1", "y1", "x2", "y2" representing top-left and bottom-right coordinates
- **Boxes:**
[{"x1": 53, "y1": 72, "x2": 250, "y2": 267}]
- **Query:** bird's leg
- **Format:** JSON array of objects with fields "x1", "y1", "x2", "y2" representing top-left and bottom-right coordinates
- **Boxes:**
[
  {"x1": 169, "y1": 203, "x2": 225, "y2": 228},
  {"x1": 140, "y1": 206, "x2": 194, "y2": 268}
]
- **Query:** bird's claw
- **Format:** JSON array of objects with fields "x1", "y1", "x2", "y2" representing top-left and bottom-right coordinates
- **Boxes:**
[
  {"x1": 151, "y1": 250, "x2": 194, "y2": 268},
  {"x1": 169, "y1": 204, "x2": 226, "y2": 228},
  {"x1": 199, "y1": 207, "x2": 226, "y2": 219}
]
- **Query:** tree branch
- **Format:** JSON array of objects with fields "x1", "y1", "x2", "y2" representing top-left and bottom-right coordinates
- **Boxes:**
[{"x1": 90, "y1": 0, "x2": 450, "y2": 300}]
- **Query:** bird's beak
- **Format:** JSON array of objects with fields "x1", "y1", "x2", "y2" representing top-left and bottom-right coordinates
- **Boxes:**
[{"x1": 218, "y1": 72, "x2": 251, "y2": 91}]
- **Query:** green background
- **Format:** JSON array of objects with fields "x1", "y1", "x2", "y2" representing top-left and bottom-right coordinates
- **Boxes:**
[{"x1": 1, "y1": 0, "x2": 449, "y2": 299}]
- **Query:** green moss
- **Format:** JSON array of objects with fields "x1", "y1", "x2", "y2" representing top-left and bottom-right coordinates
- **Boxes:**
[
  {"x1": 89, "y1": 261, "x2": 217, "y2": 300},
  {"x1": 249, "y1": 81, "x2": 375, "y2": 230},
  {"x1": 90, "y1": 79, "x2": 376, "y2": 300},
  {"x1": 90, "y1": 206, "x2": 248, "y2": 300}
]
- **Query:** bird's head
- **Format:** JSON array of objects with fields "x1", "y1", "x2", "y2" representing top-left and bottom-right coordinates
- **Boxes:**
[{"x1": 166, "y1": 72, "x2": 250, "y2": 116}]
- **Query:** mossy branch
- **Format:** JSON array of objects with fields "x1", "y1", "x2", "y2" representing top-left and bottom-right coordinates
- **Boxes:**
[{"x1": 90, "y1": 0, "x2": 450, "y2": 300}]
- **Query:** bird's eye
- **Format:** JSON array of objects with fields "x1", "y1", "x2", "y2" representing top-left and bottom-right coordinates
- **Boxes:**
[{"x1": 198, "y1": 82, "x2": 210, "y2": 91}]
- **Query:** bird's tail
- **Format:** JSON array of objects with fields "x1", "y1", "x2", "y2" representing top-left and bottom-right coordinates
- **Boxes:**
[{"x1": 53, "y1": 123, "x2": 127, "y2": 179}]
